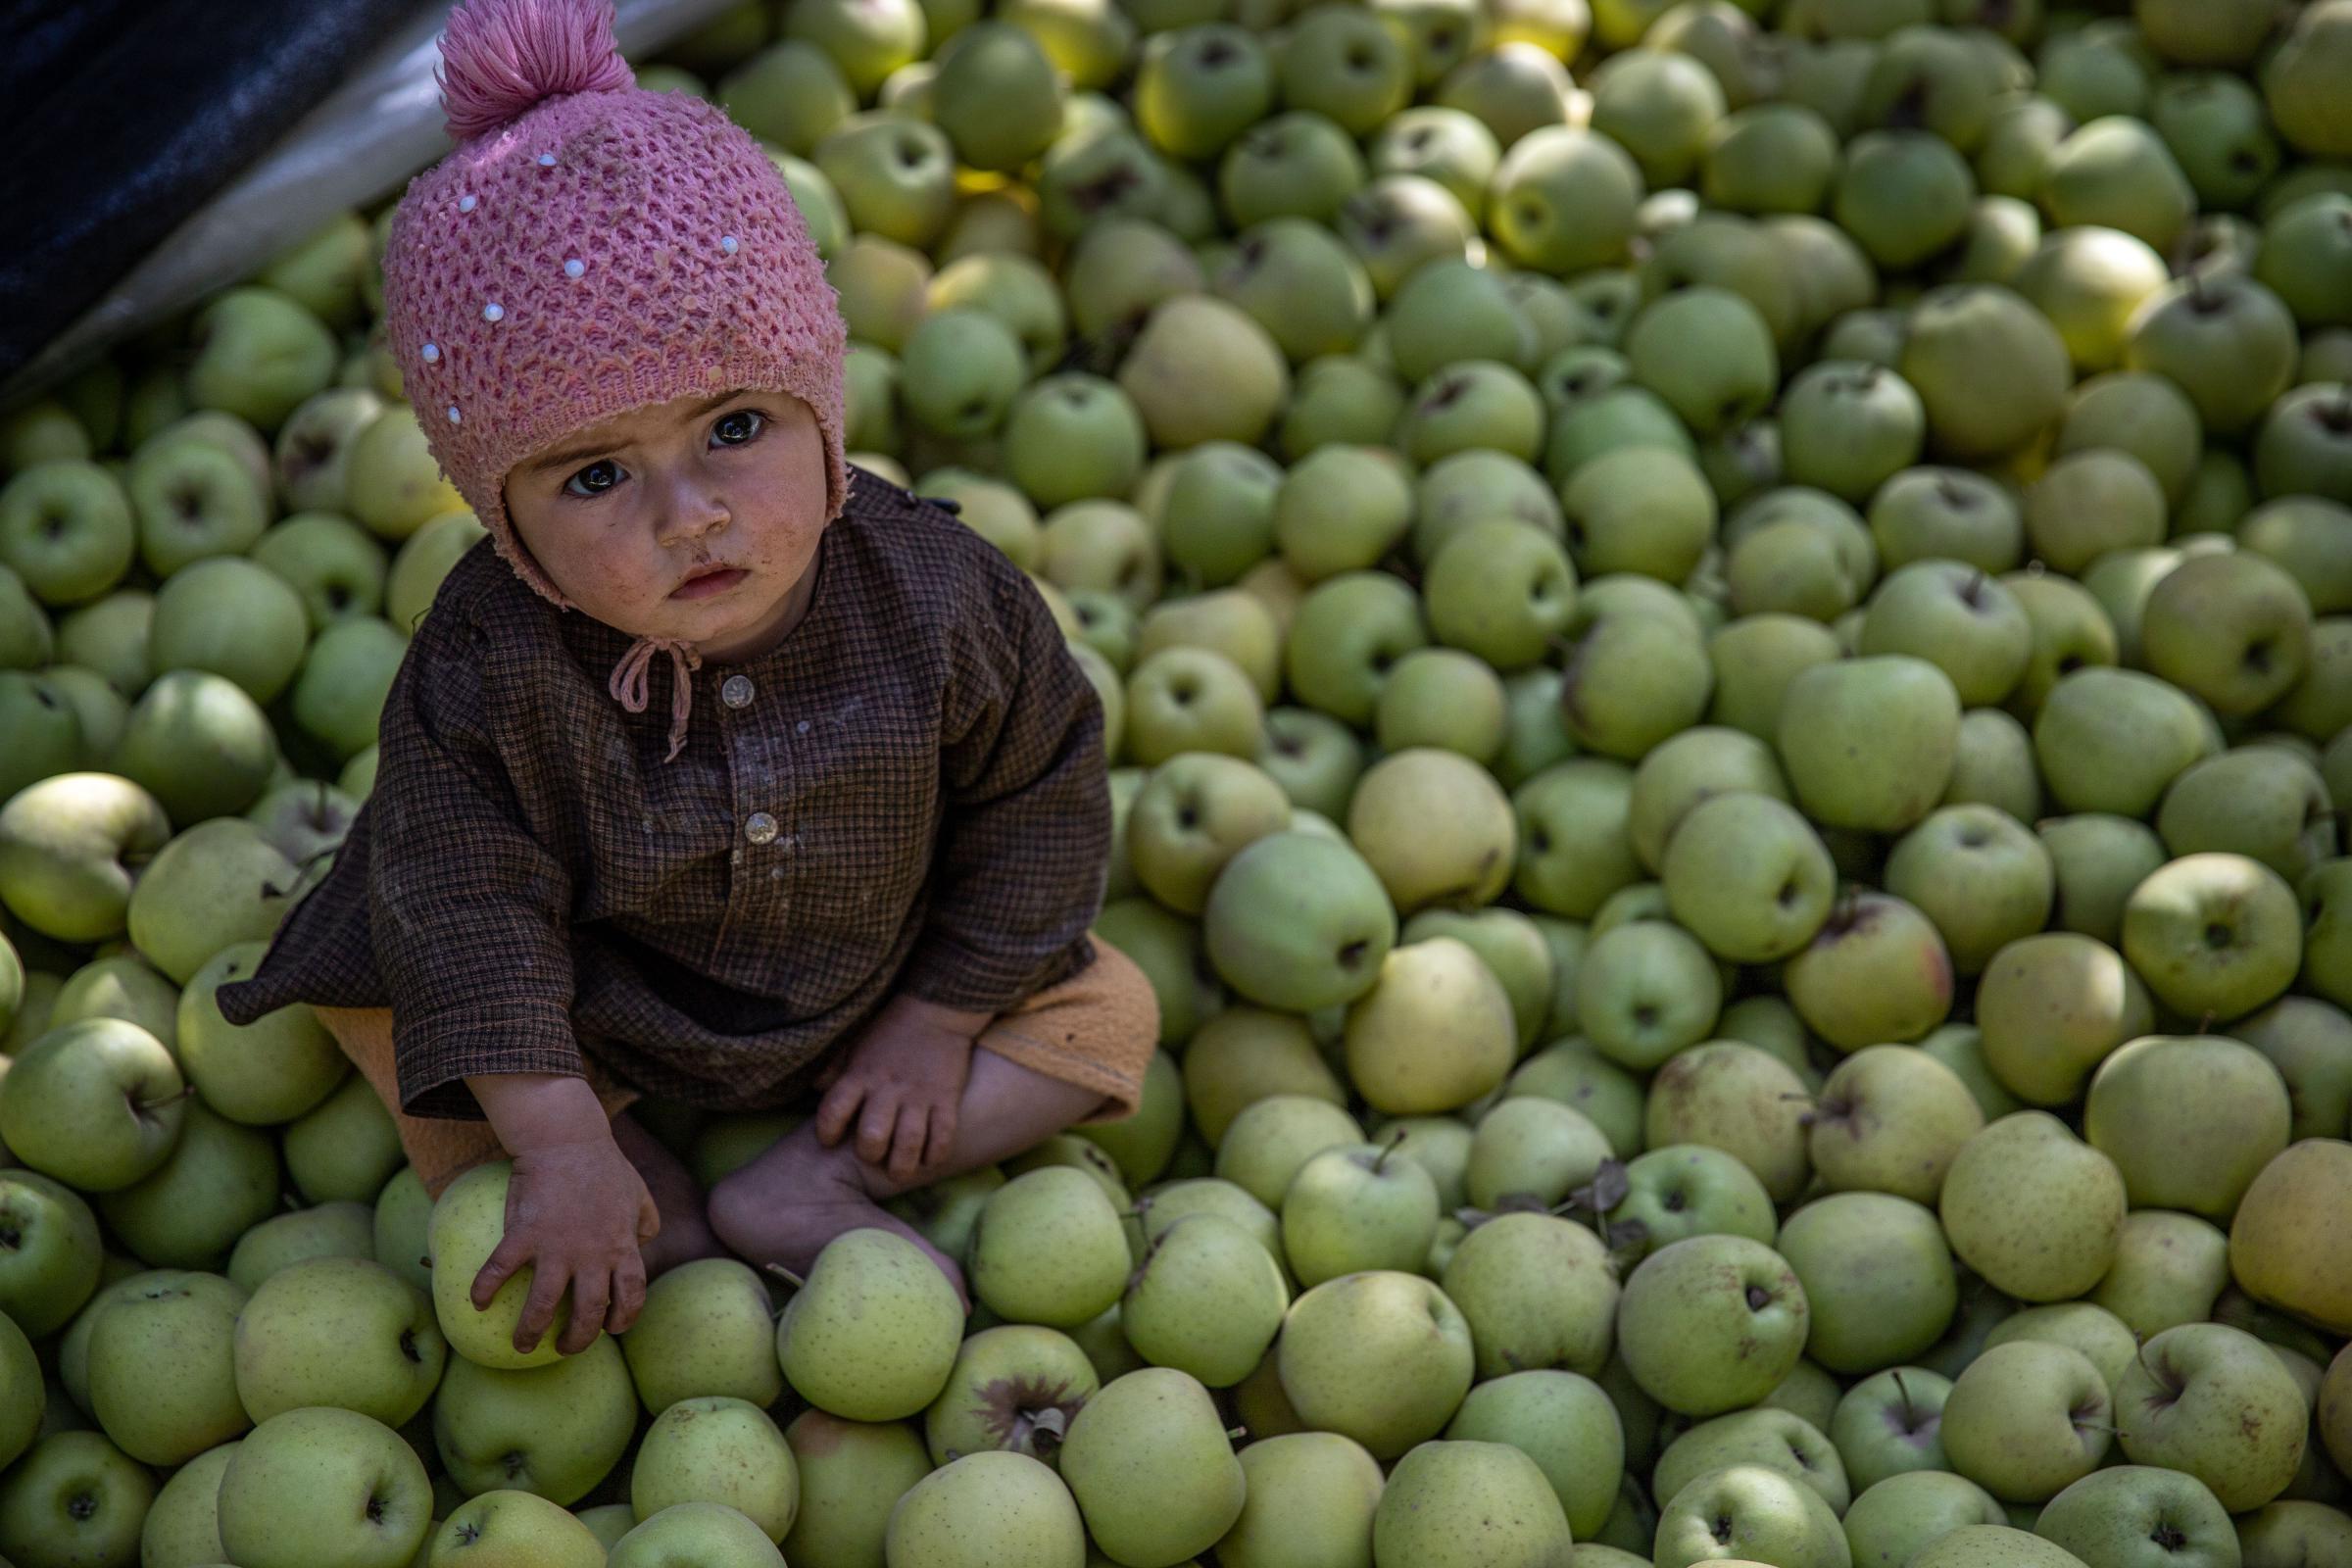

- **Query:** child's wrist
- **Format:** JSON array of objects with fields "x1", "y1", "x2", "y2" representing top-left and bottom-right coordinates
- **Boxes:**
[
  {"x1": 466, "y1": 1071, "x2": 614, "y2": 1153},
  {"x1": 879, "y1": 993, "x2": 990, "y2": 1041}
]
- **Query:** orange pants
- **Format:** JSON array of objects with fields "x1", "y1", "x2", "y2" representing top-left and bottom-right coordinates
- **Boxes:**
[{"x1": 315, "y1": 943, "x2": 1158, "y2": 1199}]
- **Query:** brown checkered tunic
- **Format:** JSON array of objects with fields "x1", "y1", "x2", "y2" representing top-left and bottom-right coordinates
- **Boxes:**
[{"x1": 218, "y1": 469, "x2": 1109, "y2": 1121}]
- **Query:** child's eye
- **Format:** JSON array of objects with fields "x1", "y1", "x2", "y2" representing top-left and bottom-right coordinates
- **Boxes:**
[{"x1": 562, "y1": 408, "x2": 766, "y2": 501}]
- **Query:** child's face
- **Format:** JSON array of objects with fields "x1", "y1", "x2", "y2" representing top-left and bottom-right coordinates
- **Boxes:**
[{"x1": 505, "y1": 389, "x2": 829, "y2": 661}]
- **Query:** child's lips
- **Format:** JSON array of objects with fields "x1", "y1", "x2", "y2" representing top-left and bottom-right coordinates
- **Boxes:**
[{"x1": 671, "y1": 564, "x2": 748, "y2": 601}]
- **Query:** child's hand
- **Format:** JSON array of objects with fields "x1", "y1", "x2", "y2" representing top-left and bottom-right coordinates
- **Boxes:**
[
  {"x1": 470, "y1": 1128, "x2": 660, "y2": 1355},
  {"x1": 814, "y1": 999, "x2": 983, "y2": 1186}
]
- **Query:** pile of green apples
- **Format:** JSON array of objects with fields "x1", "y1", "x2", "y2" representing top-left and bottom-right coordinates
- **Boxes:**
[{"x1": 6, "y1": 0, "x2": 2352, "y2": 1562}]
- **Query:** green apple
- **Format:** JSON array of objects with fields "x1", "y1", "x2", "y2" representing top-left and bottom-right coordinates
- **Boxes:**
[
  {"x1": 929, "y1": 21, "x2": 1064, "y2": 172},
  {"x1": 233, "y1": 1255, "x2": 444, "y2": 1427},
  {"x1": 1040, "y1": 501, "x2": 1159, "y2": 615},
  {"x1": 0, "y1": 1168, "x2": 103, "y2": 1338},
  {"x1": 2123, "y1": 272, "x2": 2300, "y2": 438},
  {"x1": 0, "y1": 1431, "x2": 158, "y2": 1568},
  {"x1": 218, "y1": 1406, "x2": 432, "y2": 1568},
  {"x1": 1653, "y1": 1462, "x2": 1847, "y2": 1568},
  {"x1": 0, "y1": 461, "x2": 135, "y2": 607},
  {"x1": 1617, "y1": 1235, "x2": 1808, "y2": 1417},
  {"x1": 1843, "y1": 1472, "x2": 2006, "y2": 1568},
  {"x1": 225, "y1": 1200, "x2": 374, "y2": 1294},
  {"x1": 174, "y1": 940, "x2": 344, "y2": 1125},
  {"x1": 433, "y1": 1333, "x2": 637, "y2": 1502},
  {"x1": 182, "y1": 285, "x2": 336, "y2": 430},
  {"x1": 1942, "y1": 1340, "x2": 2115, "y2": 1504},
  {"x1": 631, "y1": 1395, "x2": 800, "y2": 1543},
  {"x1": 778, "y1": 1227, "x2": 961, "y2": 1424},
  {"x1": 2035, "y1": 1465, "x2": 2238, "y2": 1568},
  {"x1": 1833, "y1": 1367, "x2": 1956, "y2": 1494},
  {"x1": 773, "y1": 1410, "x2": 929, "y2": 1568},
  {"x1": 2089, "y1": 1208, "x2": 2231, "y2": 1340},
  {"x1": 1280, "y1": 6, "x2": 1412, "y2": 137},
  {"x1": 970, "y1": 1166, "x2": 1131, "y2": 1329},
  {"x1": 2122, "y1": 852, "x2": 2303, "y2": 1021},
  {"x1": 1703, "y1": 102, "x2": 1840, "y2": 215},
  {"x1": 1383, "y1": 258, "x2": 1534, "y2": 387},
  {"x1": 1836, "y1": 128, "x2": 1977, "y2": 270},
  {"x1": 252, "y1": 512, "x2": 390, "y2": 631},
  {"x1": 282, "y1": 1070, "x2": 403, "y2": 1204},
  {"x1": 2113, "y1": 1323, "x2": 2307, "y2": 1513},
  {"x1": 1576, "y1": 918, "x2": 1721, "y2": 1069},
  {"x1": 1373, "y1": 1440, "x2": 1573, "y2": 1567},
  {"x1": 1561, "y1": 447, "x2": 1718, "y2": 589},
  {"x1": 1061, "y1": 1367, "x2": 1245, "y2": 1563},
  {"x1": 1654, "y1": 1405, "x2": 1850, "y2": 1517},
  {"x1": 1217, "y1": 1430, "x2": 1385, "y2": 1568},
  {"x1": 1977, "y1": 932, "x2": 2155, "y2": 1107},
  {"x1": 96, "y1": 1097, "x2": 280, "y2": 1269},
  {"x1": 271, "y1": 386, "x2": 385, "y2": 514},
  {"x1": 136, "y1": 1436, "x2": 237, "y2": 1568},
  {"x1": 124, "y1": 817, "x2": 295, "y2": 984},
  {"x1": 1218, "y1": 110, "x2": 1367, "y2": 230},
  {"x1": 1884, "y1": 805, "x2": 2055, "y2": 974},
  {"x1": 292, "y1": 615, "x2": 411, "y2": 761},
  {"x1": 1122, "y1": 1210, "x2": 1288, "y2": 1388},
  {"x1": 1940, "y1": 1113, "x2": 2126, "y2": 1303},
  {"x1": 1660, "y1": 792, "x2": 1834, "y2": 964},
  {"x1": 1778, "y1": 656, "x2": 1961, "y2": 833},
  {"x1": 0, "y1": 1016, "x2": 183, "y2": 1192},
  {"x1": 2084, "y1": 1035, "x2": 2290, "y2": 1222},
  {"x1": 1778, "y1": 1193, "x2": 1957, "y2": 1375},
  {"x1": 813, "y1": 113, "x2": 956, "y2": 250},
  {"x1": 1274, "y1": 444, "x2": 1415, "y2": 585},
  {"x1": 1783, "y1": 891, "x2": 1956, "y2": 1052},
  {"x1": 1603, "y1": 1144, "x2": 1776, "y2": 1264},
  {"x1": 428, "y1": 1490, "x2": 609, "y2": 1568},
  {"x1": 384, "y1": 510, "x2": 487, "y2": 632},
  {"x1": 2142, "y1": 553, "x2": 2314, "y2": 718},
  {"x1": 1899, "y1": 284, "x2": 2073, "y2": 459},
  {"x1": 83, "y1": 1269, "x2": 250, "y2": 1466},
  {"x1": 112, "y1": 668, "x2": 277, "y2": 826},
  {"x1": 2034, "y1": 668, "x2": 2217, "y2": 817},
  {"x1": 345, "y1": 405, "x2": 465, "y2": 542},
  {"x1": 245, "y1": 779, "x2": 359, "y2": 866},
  {"x1": 1559, "y1": 611, "x2": 1713, "y2": 761},
  {"x1": 1810, "y1": 1046, "x2": 1984, "y2": 1205},
  {"x1": 1135, "y1": 23, "x2": 1274, "y2": 161},
  {"x1": 1643, "y1": 1042, "x2": 1812, "y2": 1204},
  {"x1": 0, "y1": 774, "x2": 170, "y2": 943},
  {"x1": 1867, "y1": 467, "x2": 2022, "y2": 576},
  {"x1": 1488, "y1": 125, "x2": 1644, "y2": 275},
  {"x1": 1344, "y1": 937, "x2": 1516, "y2": 1115},
  {"x1": 885, "y1": 1451, "x2": 1084, "y2": 1568},
  {"x1": 719, "y1": 40, "x2": 854, "y2": 154},
  {"x1": 1004, "y1": 375, "x2": 1148, "y2": 511},
  {"x1": 1278, "y1": 1269, "x2": 1474, "y2": 1458}
]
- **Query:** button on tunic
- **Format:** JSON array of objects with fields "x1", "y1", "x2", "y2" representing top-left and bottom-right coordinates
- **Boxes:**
[{"x1": 217, "y1": 472, "x2": 1110, "y2": 1121}]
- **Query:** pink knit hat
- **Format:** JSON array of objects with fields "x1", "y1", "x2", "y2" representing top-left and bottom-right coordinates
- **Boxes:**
[{"x1": 382, "y1": 0, "x2": 849, "y2": 758}]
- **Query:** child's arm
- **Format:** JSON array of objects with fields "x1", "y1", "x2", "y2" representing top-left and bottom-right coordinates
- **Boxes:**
[
  {"x1": 365, "y1": 611, "x2": 653, "y2": 1349},
  {"x1": 818, "y1": 565, "x2": 1111, "y2": 1180}
]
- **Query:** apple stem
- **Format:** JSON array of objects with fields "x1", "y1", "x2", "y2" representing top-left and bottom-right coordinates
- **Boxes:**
[
  {"x1": 1226, "y1": 1425, "x2": 1249, "y2": 1442},
  {"x1": 2196, "y1": 1011, "x2": 2216, "y2": 1036},
  {"x1": 1891, "y1": 1370, "x2": 1915, "y2": 1423},
  {"x1": 1373, "y1": 1130, "x2": 1406, "y2": 1174},
  {"x1": 762, "y1": 1262, "x2": 806, "y2": 1292},
  {"x1": 137, "y1": 1084, "x2": 198, "y2": 1111}
]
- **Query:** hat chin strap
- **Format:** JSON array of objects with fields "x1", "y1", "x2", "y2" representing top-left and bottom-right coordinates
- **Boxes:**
[{"x1": 609, "y1": 635, "x2": 703, "y2": 762}]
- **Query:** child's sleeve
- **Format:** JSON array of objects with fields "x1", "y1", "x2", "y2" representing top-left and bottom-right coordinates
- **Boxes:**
[
  {"x1": 367, "y1": 613, "x2": 586, "y2": 1121},
  {"x1": 895, "y1": 566, "x2": 1111, "y2": 1015}
]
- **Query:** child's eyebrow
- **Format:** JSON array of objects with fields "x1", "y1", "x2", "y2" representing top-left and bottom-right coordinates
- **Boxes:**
[{"x1": 519, "y1": 389, "x2": 750, "y2": 477}]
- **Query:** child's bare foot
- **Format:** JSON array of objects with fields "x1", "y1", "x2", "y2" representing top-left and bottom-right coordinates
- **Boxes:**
[
  {"x1": 705, "y1": 1122, "x2": 969, "y2": 1309},
  {"x1": 611, "y1": 1110, "x2": 726, "y2": 1279}
]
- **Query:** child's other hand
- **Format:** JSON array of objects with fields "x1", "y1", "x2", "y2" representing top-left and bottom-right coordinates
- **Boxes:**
[
  {"x1": 471, "y1": 1129, "x2": 660, "y2": 1355},
  {"x1": 814, "y1": 999, "x2": 981, "y2": 1186}
]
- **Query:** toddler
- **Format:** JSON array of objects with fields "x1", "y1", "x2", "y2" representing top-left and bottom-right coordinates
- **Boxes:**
[{"x1": 219, "y1": 0, "x2": 1156, "y2": 1357}]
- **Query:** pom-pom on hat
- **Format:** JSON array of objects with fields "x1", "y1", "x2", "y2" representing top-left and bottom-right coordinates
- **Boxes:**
[{"x1": 380, "y1": 0, "x2": 849, "y2": 754}]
